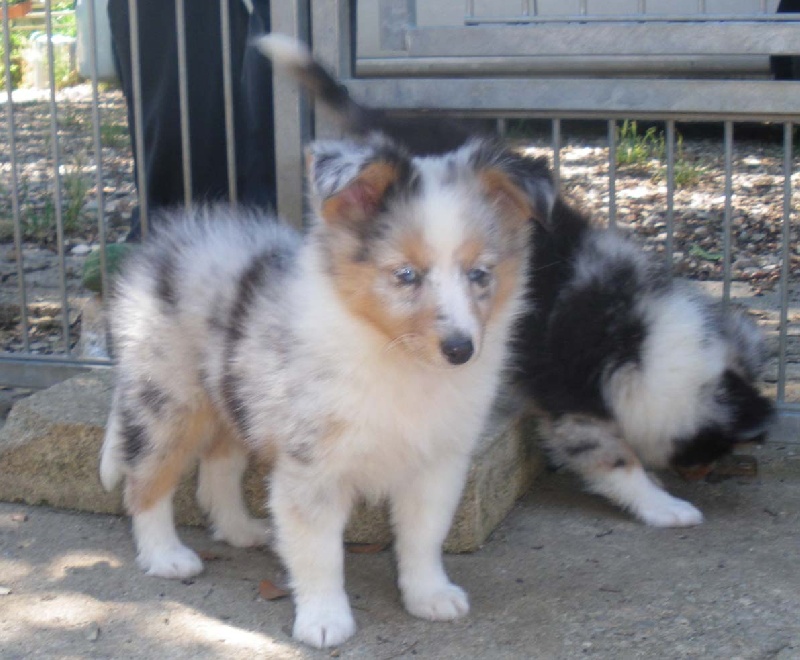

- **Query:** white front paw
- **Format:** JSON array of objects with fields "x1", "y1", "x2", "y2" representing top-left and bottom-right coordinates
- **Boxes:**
[
  {"x1": 292, "y1": 596, "x2": 356, "y2": 648},
  {"x1": 403, "y1": 581, "x2": 469, "y2": 621},
  {"x1": 137, "y1": 544, "x2": 204, "y2": 579},
  {"x1": 635, "y1": 493, "x2": 704, "y2": 528}
]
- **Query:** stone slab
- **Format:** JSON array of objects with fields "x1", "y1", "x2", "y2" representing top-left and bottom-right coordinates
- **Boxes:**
[{"x1": 0, "y1": 370, "x2": 543, "y2": 552}]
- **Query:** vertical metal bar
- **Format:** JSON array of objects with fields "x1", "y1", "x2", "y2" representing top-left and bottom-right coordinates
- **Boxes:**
[
  {"x1": 270, "y1": 0, "x2": 311, "y2": 223},
  {"x1": 44, "y1": 0, "x2": 70, "y2": 354},
  {"x1": 86, "y1": 0, "x2": 108, "y2": 302},
  {"x1": 127, "y1": 0, "x2": 148, "y2": 237},
  {"x1": 698, "y1": 0, "x2": 706, "y2": 13},
  {"x1": 175, "y1": 0, "x2": 193, "y2": 208},
  {"x1": 2, "y1": 1, "x2": 30, "y2": 351},
  {"x1": 637, "y1": 0, "x2": 646, "y2": 15},
  {"x1": 760, "y1": 0, "x2": 768, "y2": 13},
  {"x1": 551, "y1": 118, "x2": 561, "y2": 193},
  {"x1": 722, "y1": 120, "x2": 733, "y2": 306},
  {"x1": 220, "y1": 0, "x2": 238, "y2": 204},
  {"x1": 665, "y1": 119, "x2": 675, "y2": 269},
  {"x1": 466, "y1": 0, "x2": 475, "y2": 19},
  {"x1": 579, "y1": 0, "x2": 588, "y2": 16},
  {"x1": 607, "y1": 119, "x2": 617, "y2": 228},
  {"x1": 497, "y1": 118, "x2": 507, "y2": 137},
  {"x1": 777, "y1": 122, "x2": 793, "y2": 405}
]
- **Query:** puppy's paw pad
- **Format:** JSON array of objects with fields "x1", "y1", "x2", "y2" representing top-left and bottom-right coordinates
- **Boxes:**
[
  {"x1": 404, "y1": 583, "x2": 469, "y2": 621},
  {"x1": 293, "y1": 605, "x2": 356, "y2": 649},
  {"x1": 212, "y1": 518, "x2": 271, "y2": 548},
  {"x1": 138, "y1": 545, "x2": 204, "y2": 579},
  {"x1": 637, "y1": 496, "x2": 703, "y2": 528}
]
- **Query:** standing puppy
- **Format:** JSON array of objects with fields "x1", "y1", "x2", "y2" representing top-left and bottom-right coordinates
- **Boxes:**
[{"x1": 100, "y1": 135, "x2": 554, "y2": 648}]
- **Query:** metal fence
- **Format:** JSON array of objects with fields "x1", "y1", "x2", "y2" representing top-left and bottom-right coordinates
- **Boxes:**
[{"x1": 1, "y1": 1, "x2": 799, "y2": 439}]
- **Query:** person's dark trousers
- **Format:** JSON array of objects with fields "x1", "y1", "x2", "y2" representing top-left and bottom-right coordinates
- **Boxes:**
[
  {"x1": 238, "y1": 1, "x2": 276, "y2": 210},
  {"x1": 108, "y1": 0, "x2": 276, "y2": 242},
  {"x1": 771, "y1": 0, "x2": 800, "y2": 80}
]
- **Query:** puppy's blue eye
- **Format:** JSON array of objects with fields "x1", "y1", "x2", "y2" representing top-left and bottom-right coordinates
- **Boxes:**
[
  {"x1": 467, "y1": 267, "x2": 491, "y2": 287},
  {"x1": 394, "y1": 266, "x2": 421, "y2": 286}
]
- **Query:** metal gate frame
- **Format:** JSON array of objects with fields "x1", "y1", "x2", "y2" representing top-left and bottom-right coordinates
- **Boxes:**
[{"x1": 271, "y1": 0, "x2": 800, "y2": 441}]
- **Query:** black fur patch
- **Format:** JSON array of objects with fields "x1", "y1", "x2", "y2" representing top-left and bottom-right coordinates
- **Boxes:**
[
  {"x1": 154, "y1": 252, "x2": 178, "y2": 309},
  {"x1": 671, "y1": 369, "x2": 775, "y2": 469},
  {"x1": 121, "y1": 407, "x2": 148, "y2": 464},
  {"x1": 220, "y1": 247, "x2": 290, "y2": 437},
  {"x1": 670, "y1": 425, "x2": 733, "y2": 469},
  {"x1": 140, "y1": 382, "x2": 169, "y2": 415},
  {"x1": 720, "y1": 369, "x2": 775, "y2": 439},
  {"x1": 564, "y1": 440, "x2": 600, "y2": 457},
  {"x1": 221, "y1": 371, "x2": 249, "y2": 438}
]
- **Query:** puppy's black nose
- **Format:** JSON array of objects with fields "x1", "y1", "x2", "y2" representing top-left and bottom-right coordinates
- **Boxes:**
[{"x1": 440, "y1": 335, "x2": 474, "y2": 365}]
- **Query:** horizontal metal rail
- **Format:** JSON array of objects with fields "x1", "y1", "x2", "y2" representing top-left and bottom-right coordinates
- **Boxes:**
[
  {"x1": 406, "y1": 22, "x2": 800, "y2": 58},
  {"x1": 345, "y1": 78, "x2": 800, "y2": 122}
]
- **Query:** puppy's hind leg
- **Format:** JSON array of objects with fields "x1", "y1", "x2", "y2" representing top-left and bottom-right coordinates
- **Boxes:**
[
  {"x1": 196, "y1": 424, "x2": 270, "y2": 548},
  {"x1": 125, "y1": 403, "x2": 212, "y2": 579},
  {"x1": 548, "y1": 414, "x2": 703, "y2": 528}
]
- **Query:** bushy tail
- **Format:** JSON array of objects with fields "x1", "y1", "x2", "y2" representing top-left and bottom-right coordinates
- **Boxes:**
[
  {"x1": 256, "y1": 33, "x2": 495, "y2": 155},
  {"x1": 99, "y1": 397, "x2": 124, "y2": 491},
  {"x1": 254, "y1": 33, "x2": 368, "y2": 131}
]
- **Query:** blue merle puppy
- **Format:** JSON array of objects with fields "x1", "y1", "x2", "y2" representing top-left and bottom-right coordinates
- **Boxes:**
[{"x1": 513, "y1": 194, "x2": 774, "y2": 527}]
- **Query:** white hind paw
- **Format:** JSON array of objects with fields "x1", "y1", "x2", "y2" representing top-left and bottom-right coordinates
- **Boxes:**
[
  {"x1": 403, "y1": 581, "x2": 470, "y2": 621},
  {"x1": 212, "y1": 517, "x2": 271, "y2": 548},
  {"x1": 635, "y1": 493, "x2": 703, "y2": 528},
  {"x1": 292, "y1": 596, "x2": 356, "y2": 648},
  {"x1": 137, "y1": 544, "x2": 204, "y2": 579}
]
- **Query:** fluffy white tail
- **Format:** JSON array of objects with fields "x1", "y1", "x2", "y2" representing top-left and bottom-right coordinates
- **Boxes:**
[
  {"x1": 99, "y1": 401, "x2": 123, "y2": 491},
  {"x1": 253, "y1": 33, "x2": 312, "y2": 69}
]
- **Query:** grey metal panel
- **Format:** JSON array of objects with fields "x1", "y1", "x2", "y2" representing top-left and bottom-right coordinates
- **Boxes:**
[
  {"x1": 467, "y1": 12, "x2": 789, "y2": 24},
  {"x1": 270, "y1": 0, "x2": 311, "y2": 225},
  {"x1": 407, "y1": 22, "x2": 800, "y2": 57},
  {"x1": 343, "y1": 78, "x2": 800, "y2": 121},
  {"x1": 379, "y1": 0, "x2": 415, "y2": 51}
]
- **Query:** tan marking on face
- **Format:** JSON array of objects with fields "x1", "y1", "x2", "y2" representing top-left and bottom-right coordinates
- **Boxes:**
[
  {"x1": 489, "y1": 254, "x2": 526, "y2": 320},
  {"x1": 454, "y1": 234, "x2": 486, "y2": 268},
  {"x1": 321, "y1": 161, "x2": 399, "y2": 226},
  {"x1": 328, "y1": 225, "x2": 442, "y2": 361},
  {"x1": 478, "y1": 169, "x2": 533, "y2": 227}
]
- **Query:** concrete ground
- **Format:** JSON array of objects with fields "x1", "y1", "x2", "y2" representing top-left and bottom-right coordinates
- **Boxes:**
[{"x1": 1, "y1": 442, "x2": 799, "y2": 660}]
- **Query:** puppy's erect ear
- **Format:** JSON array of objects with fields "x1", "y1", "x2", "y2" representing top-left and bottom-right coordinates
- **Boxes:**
[
  {"x1": 467, "y1": 140, "x2": 556, "y2": 227},
  {"x1": 306, "y1": 137, "x2": 409, "y2": 227}
]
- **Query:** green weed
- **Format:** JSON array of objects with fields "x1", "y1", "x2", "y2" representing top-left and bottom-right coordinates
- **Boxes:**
[
  {"x1": 616, "y1": 120, "x2": 665, "y2": 167},
  {"x1": 100, "y1": 122, "x2": 130, "y2": 149},
  {"x1": 617, "y1": 121, "x2": 705, "y2": 188}
]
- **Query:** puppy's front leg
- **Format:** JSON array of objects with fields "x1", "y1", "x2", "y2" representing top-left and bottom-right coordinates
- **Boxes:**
[
  {"x1": 390, "y1": 452, "x2": 471, "y2": 621},
  {"x1": 270, "y1": 464, "x2": 355, "y2": 649}
]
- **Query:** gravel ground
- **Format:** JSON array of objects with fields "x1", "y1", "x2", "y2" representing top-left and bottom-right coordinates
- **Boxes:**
[{"x1": 0, "y1": 86, "x2": 799, "y2": 400}]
